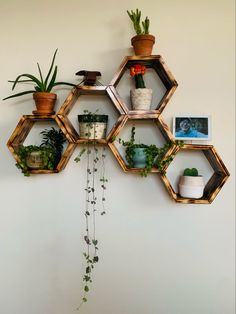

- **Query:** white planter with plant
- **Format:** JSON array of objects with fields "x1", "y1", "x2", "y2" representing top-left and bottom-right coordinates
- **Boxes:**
[
  {"x1": 130, "y1": 64, "x2": 152, "y2": 110},
  {"x1": 78, "y1": 111, "x2": 108, "y2": 140},
  {"x1": 179, "y1": 168, "x2": 204, "y2": 199}
]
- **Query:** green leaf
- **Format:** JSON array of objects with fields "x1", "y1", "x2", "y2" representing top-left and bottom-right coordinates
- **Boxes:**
[
  {"x1": 46, "y1": 66, "x2": 57, "y2": 92},
  {"x1": 3, "y1": 90, "x2": 36, "y2": 100},
  {"x1": 37, "y1": 62, "x2": 44, "y2": 85},
  {"x1": 84, "y1": 285, "x2": 89, "y2": 292},
  {"x1": 44, "y1": 48, "x2": 58, "y2": 90},
  {"x1": 92, "y1": 239, "x2": 98, "y2": 246},
  {"x1": 11, "y1": 73, "x2": 43, "y2": 91},
  {"x1": 93, "y1": 256, "x2": 99, "y2": 263}
]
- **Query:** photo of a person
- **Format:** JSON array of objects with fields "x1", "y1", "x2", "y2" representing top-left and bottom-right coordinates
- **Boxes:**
[{"x1": 174, "y1": 116, "x2": 211, "y2": 140}]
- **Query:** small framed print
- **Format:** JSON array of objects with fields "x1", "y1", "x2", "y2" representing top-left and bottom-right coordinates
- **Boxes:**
[{"x1": 173, "y1": 116, "x2": 211, "y2": 141}]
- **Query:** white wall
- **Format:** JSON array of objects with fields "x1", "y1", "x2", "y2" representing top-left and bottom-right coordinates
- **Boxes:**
[{"x1": 0, "y1": 1, "x2": 235, "y2": 314}]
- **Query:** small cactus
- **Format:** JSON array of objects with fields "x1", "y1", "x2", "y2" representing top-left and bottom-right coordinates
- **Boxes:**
[{"x1": 183, "y1": 168, "x2": 199, "y2": 176}]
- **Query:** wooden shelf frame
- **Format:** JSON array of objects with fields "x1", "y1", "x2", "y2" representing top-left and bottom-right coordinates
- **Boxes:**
[
  {"x1": 57, "y1": 86, "x2": 127, "y2": 144},
  {"x1": 7, "y1": 115, "x2": 77, "y2": 174},
  {"x1": 6, "y1": 55, "x2": 230, "y2": 203},
  {"x1": 109, "y1": 55, "x2": 178, "y2": 115},
  {"x1": 108, "y1": 115, "x2": 175, "y2": 174},
  {"x1": 160, "y1": 144, "x2": 230, "y2": 204}
]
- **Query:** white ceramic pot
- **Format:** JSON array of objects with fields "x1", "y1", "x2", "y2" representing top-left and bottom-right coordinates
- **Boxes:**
[
  {"x1": 79, "y1": 122, "x2": 107, "y2": 139},
  {"x1": 130, "y1": 88, "x2": 152, "y2": 110},
  {"x1": 178, "y1": 175, "x2": 204, "y2": 199}
]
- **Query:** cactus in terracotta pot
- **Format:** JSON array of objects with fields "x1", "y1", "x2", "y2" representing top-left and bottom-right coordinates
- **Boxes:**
[{"x1": 127, "y1": 8, "x2": 155, "y2": 56}]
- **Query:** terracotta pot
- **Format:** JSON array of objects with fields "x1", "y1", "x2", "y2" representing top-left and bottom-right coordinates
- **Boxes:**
[
  {"x1": 33, "y1": 92, "x2": 57, "y2": 115},
  {"x1": 131, "y1": 34, "x2": 155, "y2": 56},
  {"x1": 130, "y1": 88, "x2": 152, "y2": 110},
  {"x1": 178, "y1": 176, "x2": 204, "y2": 199}
]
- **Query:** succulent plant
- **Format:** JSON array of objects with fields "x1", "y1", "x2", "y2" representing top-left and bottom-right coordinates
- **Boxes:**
[
  {"x1": 3, "y1": 49, "x2": 76, "y2": 100},
  {"x1": 183, "y1": 168, "x2": 199, "y2": 176}
]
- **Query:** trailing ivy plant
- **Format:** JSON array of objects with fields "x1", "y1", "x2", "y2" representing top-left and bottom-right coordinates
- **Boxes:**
[
  {"x1": 74, "y1": 111, "x2": 108, "y2": 309},
  {"x1": 15, "y1": 127, "x2": 66, "y2": 176},
  {"x1": 16, "y1": 145, "x2": 56, "y2": 176},
  {"x1": 119, "y1": 126, "x2": 183, "y2": 176}
]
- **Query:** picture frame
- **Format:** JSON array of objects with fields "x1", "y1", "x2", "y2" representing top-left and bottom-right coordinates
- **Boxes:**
[{"x1": 173, "y1": 116, "x2": 211, "y2": 140}]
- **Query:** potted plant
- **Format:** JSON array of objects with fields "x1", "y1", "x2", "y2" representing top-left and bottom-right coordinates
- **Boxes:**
[
  {"x1": 3, "y1": 49, "x2": 77, "y2": 115},
  {"x1": 78, "y1": 110, "x2": 108, "y2": 140},
  {"x1": 15, "y1": 127, "x2": 65, "y2": 176},
  {"x1": 119, "y1": 126, "x2": 174, "y2": 177},
  {"x1": 178, "y1": 168, "x2": 204, "y2": 199},
  {"x1": 127, "y1": 8, "x2": 155, "y2": 56},
  {"x1": 130, "y1": 64, "x2": 152, "y2": 110},
  {"x1": 40, "y1": 127, "x2": 66, "y2": 167},
  {"x1": 16, "y1": 145, "x2": 56, "y2": 176}
]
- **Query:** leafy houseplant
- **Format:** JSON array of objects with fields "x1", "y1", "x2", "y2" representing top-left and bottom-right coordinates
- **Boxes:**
[
  {"x1": 119, "y1": 126, "x2": 176, "y2": 177},
  {"x1": 127, "y1": 8, "x2": 155, "y2": 56},
  {"x1": 130, "y1": 64, "x2": 152, "y2": 110},
  {"x1": 179, "y1": 167, "x2": 204, "y2": 199},
  {"x1": 40, "y1": 127, "x2": 66, "y2": 167},
  {"x1": 3, "y1": 49, "x2": 77, "y2": 115},
  {"x1": 74, "y1": 111, "x2": 108, "y2": 308},
  {"x1": 78, "y1": 110, "x2": 108, "y2": 139}
]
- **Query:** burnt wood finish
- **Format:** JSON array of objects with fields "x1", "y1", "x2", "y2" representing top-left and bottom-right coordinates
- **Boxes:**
[
  {"x1": 109, "y1": 55, "x2": 178, "y2": 115},
  {"x1": 6, "y1": 55, "x2": 230, "y2": 204},
  {"x1": 159, "y1": 144, "x2": 230, "y2": 204},
  {"x1": 7, "y1": 115, "x2": 76, "y2": 175},
  {"x1": 57, "y1": 85, "x2": 126, "y2": 143}
]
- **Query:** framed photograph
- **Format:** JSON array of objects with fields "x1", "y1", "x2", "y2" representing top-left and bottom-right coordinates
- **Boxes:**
[{"x1": 173, "y1": 116, "x2": 211, "y2": 140}]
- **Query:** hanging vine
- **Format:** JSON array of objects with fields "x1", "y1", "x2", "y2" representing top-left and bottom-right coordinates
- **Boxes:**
[{"x1": 75, "y1": 122, "x2": 108, "y2": 309}]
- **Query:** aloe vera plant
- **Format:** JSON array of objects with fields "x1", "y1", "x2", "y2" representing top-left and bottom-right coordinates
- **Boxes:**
[{"x1": 3, "y1": 49, "x2": 76, "y2": 100}]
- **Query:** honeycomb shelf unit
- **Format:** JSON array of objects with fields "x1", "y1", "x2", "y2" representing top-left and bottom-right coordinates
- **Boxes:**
[{"x1": 6, "y1": 55, "x2": 230, "y2": 203}]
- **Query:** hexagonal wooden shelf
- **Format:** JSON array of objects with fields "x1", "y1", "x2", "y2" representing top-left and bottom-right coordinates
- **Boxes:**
[
  {"x1": 57, "y1": 86, "x2": 126, "y2": 144},
  {"x1": 5, "y1": 55, "x2": 230, "y2": 203},
  {"x1": 7, "y1": 115, "x2": 76, "y2": 174},
  {"x1": 108, "y1": 115, "x2": 175, "y2": 174},
  {"x1": 109, "y1": 55, "x2": 178, "y2": 115},
  {"x1": 160, "y1": 144, "x2": 230, "y2": 204}
]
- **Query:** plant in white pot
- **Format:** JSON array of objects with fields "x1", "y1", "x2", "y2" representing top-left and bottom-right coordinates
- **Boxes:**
[
  {"x1": 78, "y1": 110, "x2": 108, "y2": 140},
  {"x1": 130, "y1": 64, "x2": 152, "y2": 110},
  {"x1": 179, "y1": 167, "x2": 204, "y2": 199}
]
